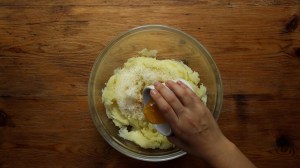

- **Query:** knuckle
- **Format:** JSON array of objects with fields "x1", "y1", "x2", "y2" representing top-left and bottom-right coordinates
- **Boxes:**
[
  {"x1": 184, "y1": 91, "x2": 193, "y2": 100},
  {"x1": 160, "y1": 105, "x2": 172, "y2": 113},
  {"x1": 168, "y1": 96, "x2": 178, "y2": 104},
  {"x1": 180, "y1": 89, "x2": 189, "y2": 97},
  {"x1": 156, "y1": 83, "x2": 165, "y2": 91},
  {"x1": 190, "y1": 92, "x2": 199, "y2": 100}
]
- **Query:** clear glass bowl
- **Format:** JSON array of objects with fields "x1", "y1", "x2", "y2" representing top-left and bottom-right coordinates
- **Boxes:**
[{"x1": 88, "y1": 25, "x2": 223, "y2": 162}]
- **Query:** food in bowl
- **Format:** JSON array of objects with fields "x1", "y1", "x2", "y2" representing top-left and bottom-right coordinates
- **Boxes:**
[{"x1": 102, "y1": 48, "x2": 207, "y2": 149}]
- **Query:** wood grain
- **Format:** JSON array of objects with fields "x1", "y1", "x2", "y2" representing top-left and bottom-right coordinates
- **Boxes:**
[{"x1": 1, "y1": 0, "x2": 300, "y2": 167}]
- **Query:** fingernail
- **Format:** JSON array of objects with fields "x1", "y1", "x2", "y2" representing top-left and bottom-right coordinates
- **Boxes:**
[
  {"x1": 177, "y1": 81, "x2": 188, "y2": 89},
  {"x1": 177, "y1": 80, "x2": 186, "y2": 87},
  {"x1": 150, "y1": 89, "x2": 158, "y2": 96},
  {"x1": 177, "y1": 80, "x2": 183, "y2": 85},
  {"x1": 166, "y1": 80, "x2": 175, "y2": 85},
  {"x1": 154, "y1": 82, "x2": 161, "y2": 87}
]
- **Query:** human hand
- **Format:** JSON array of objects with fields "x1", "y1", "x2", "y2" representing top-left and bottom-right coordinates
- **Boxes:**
[
  {"x1": 150, "y1": 80, "x2": 231, "y2": 160},
  {"x1": 150, "y1": 80, "x2": 256, "y2": 168}
]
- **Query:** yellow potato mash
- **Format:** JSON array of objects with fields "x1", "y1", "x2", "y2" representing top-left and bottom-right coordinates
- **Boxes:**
[{"x1": 102, "y1": 49, "x2": 207, "y2": 149}]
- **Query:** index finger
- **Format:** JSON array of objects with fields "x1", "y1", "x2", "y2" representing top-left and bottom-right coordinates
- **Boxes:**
[
  {"x1": 150, "y1": 88, "x2": 179, "y2": 126},
  {"x1": 154, "y1": 82, "x2": 185, "y2": 117}
]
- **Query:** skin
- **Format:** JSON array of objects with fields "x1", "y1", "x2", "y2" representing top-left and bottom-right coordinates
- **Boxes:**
[{"x1": 150, "y1": 80, "x2": 256, "y2": 168}]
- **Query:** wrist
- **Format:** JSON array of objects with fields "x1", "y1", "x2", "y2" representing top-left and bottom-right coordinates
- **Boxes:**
[
  {"x1": 206, "y1": 138, "x2": 256, "y2": 168},
  {"x1": 205, "y1": 137, "x2": 236, "y2": 167}
]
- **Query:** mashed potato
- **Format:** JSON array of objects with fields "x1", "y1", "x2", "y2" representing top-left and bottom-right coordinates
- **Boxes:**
[{"x1": 102, "y1": 49, "x2": 207, "y2": 149}]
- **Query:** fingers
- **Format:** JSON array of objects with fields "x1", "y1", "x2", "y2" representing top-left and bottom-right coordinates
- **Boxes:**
[
  {"x1": 165, "y1": 80, "x2": 195, "y2": 106},
  {"x1": 150, "y1": 89, "x2": 178, "y2": 125},
  {"x1": 177, "y1": 80, "x2": 197, "y2": 97},
  {"x1": 154, "y1": 82, "x2": 186, "y2": 116}
]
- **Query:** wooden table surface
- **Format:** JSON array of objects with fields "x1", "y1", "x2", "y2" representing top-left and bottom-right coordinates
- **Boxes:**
[{"x1": 1, "y1": 0, "x2": 300, "y2": 167}]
